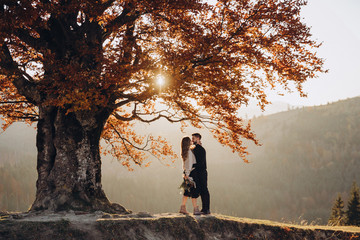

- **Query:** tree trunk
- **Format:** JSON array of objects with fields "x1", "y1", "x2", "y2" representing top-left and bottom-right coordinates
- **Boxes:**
[{"x1": 30, "y1": 105, "x2": 128, "y2": 213}]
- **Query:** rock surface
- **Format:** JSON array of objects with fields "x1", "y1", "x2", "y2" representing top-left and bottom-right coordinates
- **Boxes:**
[{"x1": 1, "y1": 211, "x2": 360, "y2": 240}]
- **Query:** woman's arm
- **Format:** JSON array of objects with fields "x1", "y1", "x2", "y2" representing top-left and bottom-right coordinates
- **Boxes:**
[{"x1": 183, "y1": 152, "x2": 192, "y2": 176}]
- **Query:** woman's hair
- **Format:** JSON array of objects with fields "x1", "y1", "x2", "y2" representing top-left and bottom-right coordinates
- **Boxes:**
[{"x1": 181, "y1": 137, "x2": 191, "y2": 161}]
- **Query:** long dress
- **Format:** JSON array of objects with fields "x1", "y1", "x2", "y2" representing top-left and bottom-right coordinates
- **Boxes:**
[{"x1": 182, "y1": 149, "x2": 200, "y2": 198}]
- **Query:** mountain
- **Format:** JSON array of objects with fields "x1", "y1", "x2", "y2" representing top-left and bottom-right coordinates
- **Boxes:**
[
  {"x1": 234, "y1": 96, "x2": 360, "y2": 223},
  {"x1": 1, "y1": 97, "x2": 360, "y2": 224},
  {"x1": 237, "y1": 100, "x2": 302, "y2": 118}
]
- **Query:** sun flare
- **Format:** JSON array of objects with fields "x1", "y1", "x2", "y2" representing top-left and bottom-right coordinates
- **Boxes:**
[{"x1": 156, "y1": 75, "x2": 165, "y2": 87}]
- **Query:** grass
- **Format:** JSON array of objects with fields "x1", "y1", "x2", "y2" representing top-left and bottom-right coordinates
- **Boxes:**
[{"x1": 214, "y1": 214, "x2": 360, "y2": 233}]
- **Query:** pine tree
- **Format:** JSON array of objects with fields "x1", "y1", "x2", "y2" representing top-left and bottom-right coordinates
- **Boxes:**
[
  {"x1": 328, "y1": 194, "x2": 345, "y2": 226},
  {"x1": 346, "y1": 182, "x2": 360, "y2": 226}
]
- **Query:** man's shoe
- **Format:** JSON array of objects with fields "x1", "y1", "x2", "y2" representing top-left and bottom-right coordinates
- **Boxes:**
[{"x1": 201, "y1": 210, "x2": 211, "y2": 215}]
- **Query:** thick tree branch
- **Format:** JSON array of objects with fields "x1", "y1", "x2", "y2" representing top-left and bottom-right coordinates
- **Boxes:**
[
  {"x1": 113, "y1": 88, "x2": 154, "y2": 108},
  {"x1": 113, "y1": 107, "x2": 192, "y2": 124},
  {"x1": 3, "y1": 110, "x2": 39, "y2": 121},
  {"x1": 121, "y1": 22, "x2": 136, "y2": 64},
  {"x1": 5, "y1": 115, "x2": 39, "y2": 121},
  {"x1": 0, "y1": 100, "x2": 29, "y2": 104},
  {"x1": 113, "y1": 99, "x2": 132, "y2": 108},
  {"x1": 112, "y1": 111, "x2": 136, "y2": 122},
  {"x1": 0, "y1": 43, "x2": 40, "y2": 104}
]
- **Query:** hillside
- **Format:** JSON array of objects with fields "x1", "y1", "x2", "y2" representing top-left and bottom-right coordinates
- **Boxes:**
[
  {"x1": 1, "y1": 211, "x2": 360, "y2": 240},
  {"x1": 1, "y1": 97, "x2": 360, "y2": 224},
  {"x1": 244, "y1": 96, "x2": 360, "y2": 222}
]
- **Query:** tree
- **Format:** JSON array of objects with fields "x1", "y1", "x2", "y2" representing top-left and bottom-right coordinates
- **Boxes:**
[
  {"x1": 328, "y1": 194, "x2": 345, "y2": 226},
  {"x1": 346, "y1": 182, "x2": 360, "y2": 226},
  {"x1": 0, "y1": 0, "x2": 325, "y2": 213}
]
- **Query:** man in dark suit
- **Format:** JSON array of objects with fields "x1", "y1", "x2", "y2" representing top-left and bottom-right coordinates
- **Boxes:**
[{"x1": 191, "y1": 133, "x2": 210, "y2": 215}]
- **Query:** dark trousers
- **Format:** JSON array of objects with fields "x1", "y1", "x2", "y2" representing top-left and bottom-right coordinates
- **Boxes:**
[{"x1": 197, "y1": 169, "x2": 210, "y2": 212}]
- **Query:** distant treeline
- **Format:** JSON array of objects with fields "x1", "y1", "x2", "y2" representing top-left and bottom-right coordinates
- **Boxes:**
[
  {"x1": 0, "y1": 149, "x2": 36, "y2": 211},
  {"x1": 243, "y1": 97, "x2": 360, "y2": 223}
]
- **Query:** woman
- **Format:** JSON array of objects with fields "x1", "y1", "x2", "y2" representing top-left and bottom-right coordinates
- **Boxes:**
[{"x1": 179, "y1": 136, "x2": 201, "y2": 215}]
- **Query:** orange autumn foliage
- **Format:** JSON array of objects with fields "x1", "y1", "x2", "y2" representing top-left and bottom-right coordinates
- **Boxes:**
[{"x1": 0, "y1": 0, "x2": 325, "y2": 167}]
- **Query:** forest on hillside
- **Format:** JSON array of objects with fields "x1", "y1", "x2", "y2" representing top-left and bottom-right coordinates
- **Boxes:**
[{"x1": 1, "y1": 97, "x2": 360, "y2": 224}]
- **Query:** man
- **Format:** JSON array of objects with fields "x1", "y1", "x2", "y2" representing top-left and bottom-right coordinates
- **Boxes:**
[{"x1": 191, "y1": 133, "x2": 210, "y2": 215}]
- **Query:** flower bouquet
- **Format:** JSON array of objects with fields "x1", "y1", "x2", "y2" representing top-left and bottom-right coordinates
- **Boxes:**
[{"x1": 179, "y1": 176, "x2": 196, "y2": 194}]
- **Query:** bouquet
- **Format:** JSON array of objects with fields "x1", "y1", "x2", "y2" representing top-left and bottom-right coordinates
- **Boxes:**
[{"x1": 179, "y1": 176, "x2": 196, "y2": 193}]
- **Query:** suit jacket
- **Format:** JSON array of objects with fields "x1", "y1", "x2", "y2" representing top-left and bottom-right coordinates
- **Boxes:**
[{"x1": 192, "y1": 143, "x2": 206, "y2": 171}]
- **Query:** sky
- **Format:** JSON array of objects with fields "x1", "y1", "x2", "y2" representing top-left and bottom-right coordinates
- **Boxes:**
[{"x1": 267, "y1": 0, "x2": 360, "y2": 106}]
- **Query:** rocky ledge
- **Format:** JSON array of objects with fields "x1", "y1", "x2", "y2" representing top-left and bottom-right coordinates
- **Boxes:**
[{"x1": 1, "y1": 211, "x2": 360, "y2": 240}]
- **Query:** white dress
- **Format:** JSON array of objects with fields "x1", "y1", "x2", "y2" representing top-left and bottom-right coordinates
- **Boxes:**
[{"x1": 183, "y1": 149, "x2": 196, "y2": 177}]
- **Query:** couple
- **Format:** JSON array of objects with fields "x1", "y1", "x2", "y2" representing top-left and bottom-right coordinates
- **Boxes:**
[{"x1": 179, "y1": 133, "x2": 210, "y2": 215}]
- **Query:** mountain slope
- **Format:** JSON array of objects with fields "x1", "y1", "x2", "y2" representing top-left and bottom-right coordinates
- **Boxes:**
[{"x1": 241, "y1": 96, "x2": 360, "y2": 222}]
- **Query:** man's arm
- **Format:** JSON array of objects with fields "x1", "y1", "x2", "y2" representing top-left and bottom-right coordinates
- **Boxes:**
[
  {"x1": 200, "y1": 146, "x2": 206, "y2": 170},
  {"x1": 194, "y1": 145, "x2": 206, "y2": 170}
]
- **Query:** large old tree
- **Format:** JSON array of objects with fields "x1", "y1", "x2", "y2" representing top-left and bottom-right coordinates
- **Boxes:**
[{"x1": 0, "y1": 0, "x2": 325, "y2": 213}]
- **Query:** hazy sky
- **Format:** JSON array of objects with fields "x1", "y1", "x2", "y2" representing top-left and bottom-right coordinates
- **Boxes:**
[{"x1": 267, "y1": 0, "x2": 360, "y2": 106}]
